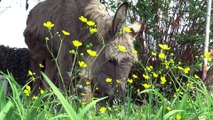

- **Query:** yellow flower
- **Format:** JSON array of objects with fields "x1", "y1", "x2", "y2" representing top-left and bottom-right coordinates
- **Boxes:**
[
  {"x1": 132, "y1": 74, "x2": 138, "y2": 79},
  {"x1": 137, "y1": 89, "x2": 140, "y2": 93},
  {"x1": 40, "y1": 89, "x2": 44, "y2": 94},
  {"x1": 116, "y1": 79, "x2": 121, "y2": 83},
  {"x1": 166, "y1": 107, "x2": 171, "y2": 111},
  {"x1": 123, "y1": 27, "x2": 132, "y2": 33},
  {"x1": 23, "y1": 89, "x2": 30, "y2": 96},
  {"x1": 62, "y1": 30, "x2": 70, "y2": 36},
  {"x1": 78, "y1": 61, "x2": 87, "y2": 68},
  {"x1": 152, "y1": 72, "x2": 158, "y2": 78},
  {"x1": 152, "y1": 52, "x2": 157, "y2": 56},
  {"x1": 79, "y1": 16, "x2": 87, "y2": 23},
  {"x1": 118, "y1": 45, "x2": 127, "y2": 52},
  {"x1": 159, "y1": 53, "x2": 166, "y2": 59},
  {"x1": 86, "y1": 81, "x2": 91, "y2": 85},
  {"x1": 87, "y1": 49, "x2": 97, "y2": 57},
  {"x1": 160, "y1": 76, "x2": 167, "y2": 84},
  {"x1": 177, "y1": 66, "x2": 184, "y2": 71},
  {"x1": 143, "y1": 74, "x2": 150, "y2": 80},
  {"x1": 99, "y1": 106, "x2": 107, "y2": 113},
  {"x1": 26, "y1": 85, "x2": 31, "y2": 91},
  {"x1": 39, "y1": 63, "x2": 44, "y2": 68},
  {"x1": 82, "y1": 102, "x2": 87, "y2": 106},
  {"x1": 183, "y1": 67, "x2": 190, "y2": 74},
  {"x1": 105, "y1": 78, "x2": 112, "y2": 83},
  {"x1": 159, "y1": 44, "x2": 170, "y2": 50},
  {"x1": 72, "y1": 40, "x2": 82, "y2": 47},
  {"x1": 28, "y1": 70, "x2": 33, "y2": 76},
  {"x1": 32, "y1": 96, "x2": 38, "y2": 100},
  {"x1": 43, "y1": 21, "x2": 54, "y2": 29},
  {"x1": 132, "y1": 49, "x2": 138, "y2": 54},
  {"x1": 194, "y1": 74, "x2": 200, "y2": 79},
  {"x1": 176, "y1": 113, "x2": 181, "y2": 120},
  {"x1": 86, "y1": 21, "x2": 96, "y2": 26},
  {"x1": 142, "y1": 83, "x2": 151, "y2": 89},
  {"x1": 146, "y1": 66, "x2": 152, "y2": 72},
  {"x1": 81, "y1": 93, "x2": 86, "y2": 96},
  {"x1": 128, "y1": 79, "x2": 133, "y2": 84},
  {"x1": 204, "y1": 51, "x2": 212, "y2": 62},
  {"x1": 89, "y1": 27, "x2": 98, "y2": 34}
]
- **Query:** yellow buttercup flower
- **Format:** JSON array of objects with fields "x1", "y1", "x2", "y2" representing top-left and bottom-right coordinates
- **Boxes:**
[
  {"x1": 43, "y1": 21, "x2": 54, "y2": 29},
  {"x1": 89, "y1": 27, "x2": 98, "y2": 34},
  {"x1": 99, "y1": 106, "x2": 107, "y2": 113},
  {"x1": 62, "y1": 30, "x2": 70, "y2": 36},
  {"x1": 40, "y1": 89, "x2": 44, "y2": 94},
  {"x1": 72, "y1": 40, "x2": 82, "y2": 47},
  {"x1": 176, "y1": 114, "x2": 181, "y2": 120},
  {"x1": 194, "y1": 74, "x2": 200, "y2": 79},
  {"x1": 116, "y1": 79, "x2": 121, "y2": 83},
  {"x1": 143, "y1": 74, "x2": 150, "y2": 80},
  {"x1": 160, "y1": 76, "x2": 167, "y2": 84},
  {"x1": 142, "y1": 83, "x2": 151, "y2": 89},
  {"x1": 159, "y1": 53, "x2": 166, "y2": 59},
  {"x1": 118, "y1": 45, "x2": 127, "y2": 52},
  {"x1": 87, "y1": 49, "x2": 97, "y2": 57},
  {"x1": 128, "y1": 78, "x2": 133, "y2": 84},
  {"x1": 28, "y1": 70, "x2": 33, "y2": 76},
  {"x1": 78, "y1": 61, "x2": 87, "y2": 68},
  {"x1": 79, "y1": 16, "x2": 87, "y2": 23},
  {"x1": 159, "y1": 44, "x2": 170, "y2": 50},
  {"x1": 86, "y1": 21, "x2": 96, "y2": 26},
  {"x1": 152, "y1": 72, "x2": 158, "y2": 78},
  {"x1": 105, "y1": 78, "x2": 112, "y2": 83},
  {"x1": 183, "y1": 67, "x2": 190, "y2": 74},
  {"x1": 86, "y1": 81, "x2": 91, "y2": 85},
  {"x1": 123, "y1": 27, "x2": 132, "y2": 33},
  {"x1": 32, "y1": 96, "x2": 38, "y2": 100},
  {"x1": 132, "y1": 74, "x2": 138, "y2": 79},
  {"x1": 166, "y1": 107, "x2": 171, "y2": 111}
]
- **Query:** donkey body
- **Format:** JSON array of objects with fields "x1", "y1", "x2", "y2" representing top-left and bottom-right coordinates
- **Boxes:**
[{"x1": 24, "y1": 0, "x2": 141, "y2": 104}]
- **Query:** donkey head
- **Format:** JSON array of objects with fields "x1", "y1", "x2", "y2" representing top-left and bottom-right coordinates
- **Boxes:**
[{"x1": 90, "y1": 3, "x2": 142, "y2": 104}]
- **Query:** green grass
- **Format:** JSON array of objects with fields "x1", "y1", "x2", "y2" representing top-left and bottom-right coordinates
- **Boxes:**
[{"x1": 0, "y1": 71, "x2": 213, "y2": 120}]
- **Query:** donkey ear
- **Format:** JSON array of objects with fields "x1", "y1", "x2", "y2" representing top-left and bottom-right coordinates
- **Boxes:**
[{"x1": 112, "y1": 2, "x2": 128, "y2": 33}]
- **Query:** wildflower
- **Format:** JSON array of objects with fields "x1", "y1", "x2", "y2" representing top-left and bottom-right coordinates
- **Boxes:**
[
  {"x1": 23, "y1": 85, "x2": 31, "y2": 96},
  {"x1": 123, "y1": 27, "x2": 132, "y2": 33},
  {"x1": 87, "y1": 49, "x2": 97, "y2": 57},
  {"x1": 183, "y1": 67, "x2": 190, "y2": 74},
  {"x1": 152, "y1": 72, "x2": 158, "y2": 78},
  {"x1": 177, "y1": 66, "x2": 184, "y2": 71},
  {"x1": 86, "y1": 21, "x2": 96, "y2": 26},
  {"x1": 96, "y1": 87, "x2": 99, "y2": 90},
  {"x1": 159, "y1": 53, "x2": 166, "y2": 59},
  {"x1": 132, "y1": 74, "x2": 138, "y2": 79},
  {"x1": 39, "y1": 64, "x2": 44, "y2": 68},
  {"x1": 89, "y1": 27, "x2": 98, "y2": 34},
  {"x1": 26, "y1": 85, "x2": 31, "y2": 91},
  {"x1": 116, "y1": 79, "x2": 121, "y2": 83},
  {"x1": 99, "y1": 106, "x2": 107, "y2": 113},
  {"x1": 79, "y1": 16, "x2": 87, "y2": 23},
  {"x1": 81, "y1": 93, "x2": 86, "y2": 96},
  {"x1": 43, "y1": 21, "x2": 54, "y2": 29},
  {"x1": 132, "y1": 49, "x2": 138, "y2": 54},
  {"x1": 32, "y1": 96, "x2": 38, "y2": 100},
  {"x1": 86, "y1": 81, "x2": 91, "y2": 85},
  {"x1": 108, "y1": 107, "x2": 112, "y2": 111},
  {"x1": 105, "y1": 78, "x2": 112, "y2": 83},
  {"x1": 159, "y1": 44, "x2": 170, "y2": 50},
  {"x1": 69, "y1": 49, "x2": 75, "y2": 54},
  {"x1": 118, "y1": 45, "x2": 127, "y2": 52},
  {"x1": 40, "y1": 89, "x2": 44, "y2": 94},
  {"x1": 166, "y1": 106, "x2": 171, "y2": 111},
  {"x1": 62, "y1": 30, "x2": 70, "y2": 36},
  {"x1": 72, "y1": 40, "x2": 82, "y2": 47},
  {"x1": 152, "y1": 51, "x2": 157, "y2": 56},
  {"x1": 28, "y1": 70, "x2": 33, "y2": 76},
  {"x1": 78, "y1": 61, "x2": 87, "y2": 68},
  {"x1": 160, "y1": 76, "x2": 167, "y2": 84},
  {"x1": 194, "y1": 74, "x2": 200, "y2": 79},
  {"x1": 146, "y1": 66, "x2": 152, "y2": 72},
  {"x1": 82, "y1": 102, "x2": 87, "y2": 106},
  {"x1": 142, "y1": 83, "x2": 151, "y2": 89},
  {"x1": 176, "y1": 113, "x2": 181, "y2": 120},
  {"x1": 143, "y1": 74, "x2": 150, "y2": 80},
  {"x1": 204, "y1": 51, "x2": 212, "y2": 62},
  {"x1": 128, "y1": 78, "x2": 133, "y2": 84}
]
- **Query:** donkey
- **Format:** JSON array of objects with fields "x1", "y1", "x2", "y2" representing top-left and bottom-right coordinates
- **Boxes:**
[{"x1": 24, "y1": 0, "x2": 141, "y2": 104}]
